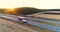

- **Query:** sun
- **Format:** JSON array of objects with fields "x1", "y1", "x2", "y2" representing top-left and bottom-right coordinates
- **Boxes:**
[
  {"x1": 5, "y1": 8, "x2": 15, "y2": 11},
  {"x1": 4, "y1": 8, "x2": 17, "y2": 14},
  {"x1": 7, "y1": 8, "x2": 15, "y2": 10}
]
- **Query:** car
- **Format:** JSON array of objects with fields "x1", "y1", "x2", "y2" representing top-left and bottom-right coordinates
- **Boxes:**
[{"x1": 18, "y1": 16, "x2": 28, "y2": 23}]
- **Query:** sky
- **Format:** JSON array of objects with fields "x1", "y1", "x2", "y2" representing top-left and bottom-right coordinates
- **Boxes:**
[{"x1": 0, "y1": 0, "x2": 60, "y2": 9}]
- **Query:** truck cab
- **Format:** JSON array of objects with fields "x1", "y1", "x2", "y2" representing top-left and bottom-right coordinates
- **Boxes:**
[{"x1": 18, "y1": 16, "x2": 28, "y2": 23}]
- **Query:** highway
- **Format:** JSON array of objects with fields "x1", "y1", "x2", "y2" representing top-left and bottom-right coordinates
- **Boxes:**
[
  {"x1": 2, "y1": 13, "x2": 60, "y2": 32},
  {"x1": 0, "y1": 13, "x2": 59, "y2": 32},
  {"x1": 1, "y1": 14, "x2": 60, "y2": 32},
  {"x1": 0, "y1": 14, "x2": 53, "y2": 32}
]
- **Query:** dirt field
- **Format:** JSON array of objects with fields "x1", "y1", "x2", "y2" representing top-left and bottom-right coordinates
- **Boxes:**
[{"x1": 29, "y1": 14, "x2": 60, "y2": 20}]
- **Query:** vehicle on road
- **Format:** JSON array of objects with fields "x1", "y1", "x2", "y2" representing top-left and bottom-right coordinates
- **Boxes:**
[{"x1": 18, "y1": 16, "x2": 28, "y2": 23}]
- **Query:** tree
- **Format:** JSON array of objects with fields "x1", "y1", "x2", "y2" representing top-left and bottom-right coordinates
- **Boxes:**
[
  {"x1": 0, "y1": 9, "x2": 4, "y2": 13},
  {"x1": 16, "y1": 7, "x2": 41, "y2": 15}
]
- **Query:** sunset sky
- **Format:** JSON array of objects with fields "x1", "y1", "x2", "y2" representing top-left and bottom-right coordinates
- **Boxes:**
[{"x1": 0, "y1": 0, "x2": 60, "y2": 9}]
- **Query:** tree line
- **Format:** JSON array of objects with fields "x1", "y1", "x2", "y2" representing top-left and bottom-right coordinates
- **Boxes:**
[{"x1": 16, "y1": 7, "x2": 41, "y2": 15}]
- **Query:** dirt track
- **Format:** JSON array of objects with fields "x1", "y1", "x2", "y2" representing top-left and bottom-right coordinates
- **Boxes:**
[{"x1": 30, "y1": 14, "x2": 60, "y2": 20}]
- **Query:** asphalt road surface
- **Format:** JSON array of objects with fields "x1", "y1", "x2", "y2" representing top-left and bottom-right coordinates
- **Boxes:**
[{"x1": 0, "y1": 18, "x2": 53, "y2": 32}]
